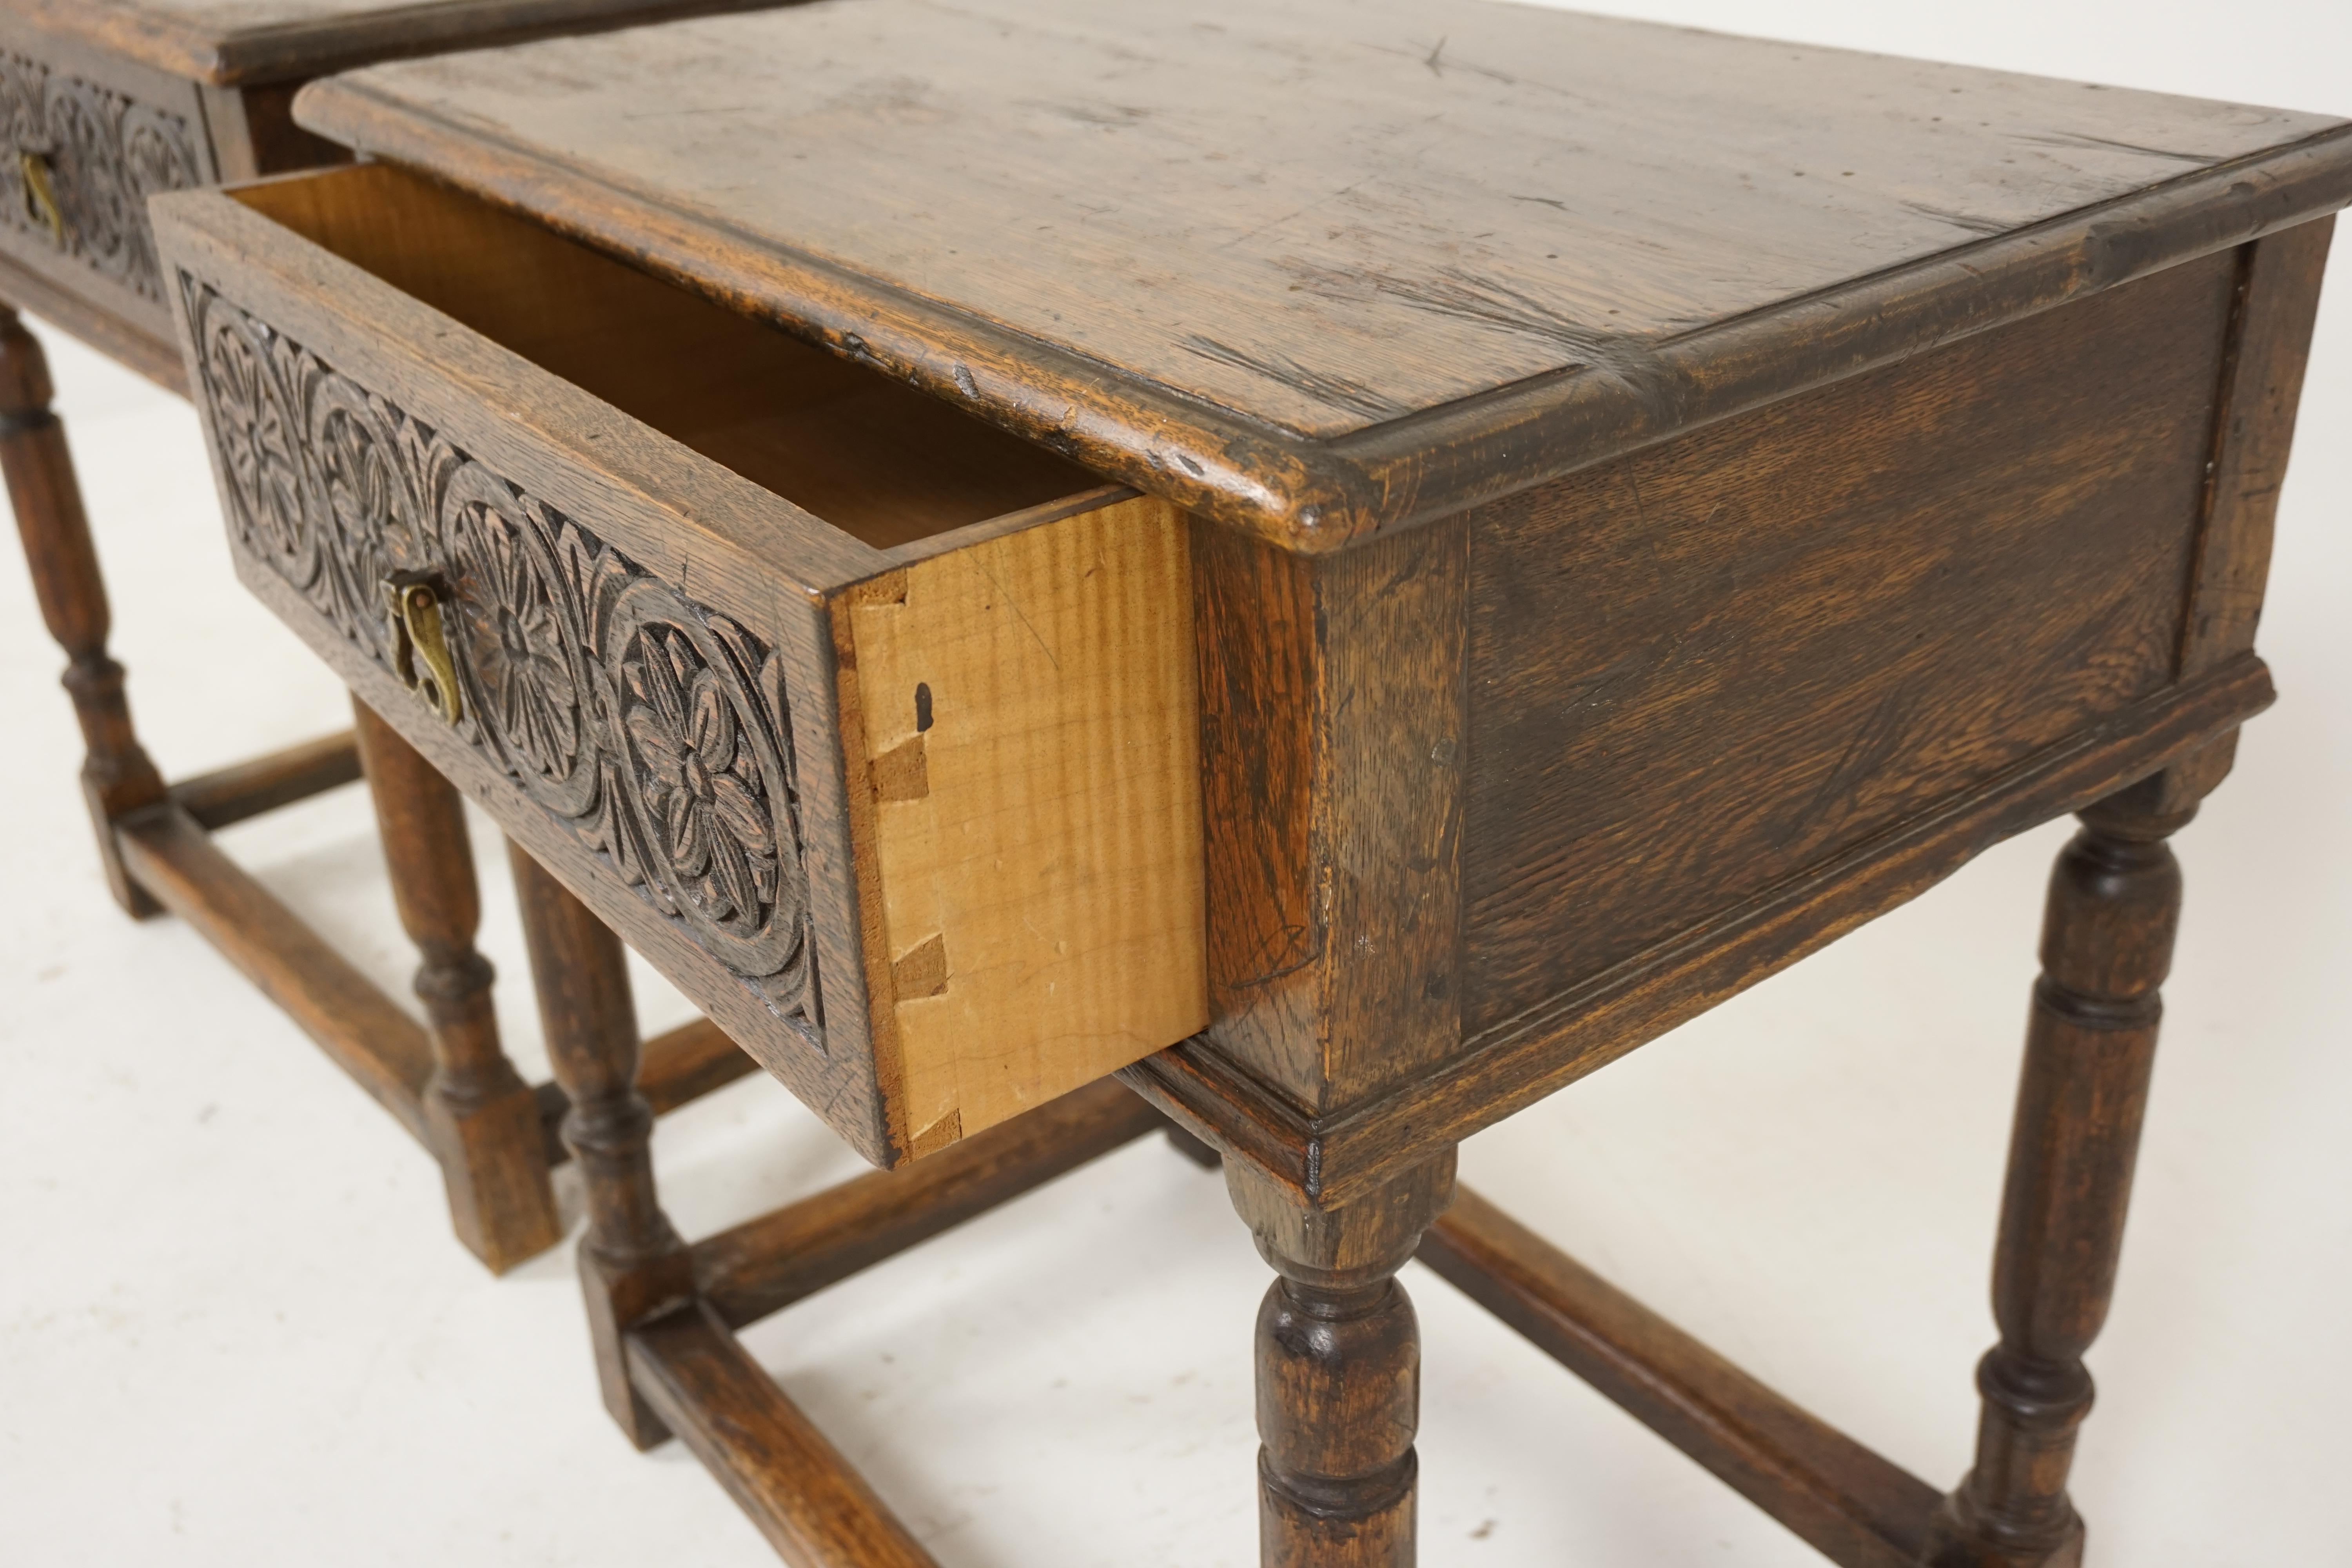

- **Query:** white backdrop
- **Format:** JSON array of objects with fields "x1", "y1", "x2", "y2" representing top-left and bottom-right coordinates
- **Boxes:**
[{"x1": 2, "y1": 2, "x2": 2346, "y2": 1563}]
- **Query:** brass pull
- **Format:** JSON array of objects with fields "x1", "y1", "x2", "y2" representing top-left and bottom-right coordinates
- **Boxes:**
[
  {"x1": 18, "y1": 150, "x2": 64, "y2": 246},
  {"x1": 382, "y1": 572, "x2": 463, "y2": 724}
]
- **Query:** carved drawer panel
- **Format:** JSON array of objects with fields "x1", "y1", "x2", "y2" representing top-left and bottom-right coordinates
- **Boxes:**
[
  {"x1": 154, "y1": 163, "x2": 1207, "y2": 1165},
  {"x1": 0, "y1": 18, "x2": 211, "y2": 342}
]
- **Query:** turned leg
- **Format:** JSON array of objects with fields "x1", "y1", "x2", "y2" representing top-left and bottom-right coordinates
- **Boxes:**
[
  {"x1": 1925, "y1": 768, "x2": 2204, "y2": 1568},
  {"x1": 510, "y1": 840, "x2": 691, "y2": 1449},
  {"x1": 0, "y1": 306, "x2": 164, "y2": 915},
  {"x1": 1228, "y1": 1151, "x2": 1457, "y2": 1568},
  {"x1": 351, "y1": 699, "x2": 559, "y2": 1271}
]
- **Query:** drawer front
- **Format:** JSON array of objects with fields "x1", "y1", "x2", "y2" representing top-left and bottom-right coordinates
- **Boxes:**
[
  {"x1": 182, "y1": 278, "x2": 827, "y2": 1044},
  {"x1": 159, "y1": 168, "x2": 1208, "y2": 1165},
  {"x1": 0, "y1": 20, "x2": 212, "y2": 343}
]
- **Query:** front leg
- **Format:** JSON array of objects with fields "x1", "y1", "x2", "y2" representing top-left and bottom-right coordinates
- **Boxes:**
[
  {"x1": 1229, "y1": 1152, "x2": 1457, "y2": 1568},
  {"x1": 510, "y1": 840, "x2": 691, "y2": 1448},
  {"x1": 1925, "y1": 762, "x2": 2207, "y2": 1566}
]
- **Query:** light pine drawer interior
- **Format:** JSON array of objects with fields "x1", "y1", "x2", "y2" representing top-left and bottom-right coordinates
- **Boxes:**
[{"x1": 155, "y1": 162, "x2": 1207, "y2": 1163}]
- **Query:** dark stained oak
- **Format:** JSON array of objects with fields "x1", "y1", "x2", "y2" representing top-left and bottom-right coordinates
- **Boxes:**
[
  {"x1": 510, "y1": 840, "x2": 692, "y2": 1449},
  {"x1": 0, "y1": 0, "x2": 821, "y2": 1273},
  {"x1": 169, "y1": 729, "x2": 363, "y2": 831},
  {"x1": 1924, "y1": 771, "x2": 2201, "y2": 1568},
  {"x1": 355, "y1": 699, "x2": 561, "y2": 1272},
  {"x1": 1464, "y1": 249, "x2": 2238, "y2": 1035},
  {"x1": 1192, "y1": 518, "x2": 1466, "y2": 1117},
  {"x1": 1229, "y1": 1152, "x2": 1457, "y2": 1567},
  {"x1": 1420, "y1": 1188, "x2": 1938, "y2": 1568},
  {"x1": 134, "y1": 7, "x2": 2350, "y2": 1565},
  {"x1": 301, "y1": 0, "x2": 2352, "y2": 544},
  {"x1": 627, "y1": 1302, "x2": 941, "y2": 1568},
  {"x1": 693, "y1": 1076, "x2": 1164, "y2": 1330},
  {"x1": 14, "y1": 0, "x2": 814, "y2": 87},
  {"x1": 0, "y1": 305, "x2": 167, "y2": 914}
]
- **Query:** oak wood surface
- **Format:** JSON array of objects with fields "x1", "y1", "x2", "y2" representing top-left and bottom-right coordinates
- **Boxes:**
[
  {"x1": 0, "y1": 304, "x2": 168, "y2": 911},
  {"x1": 2180, "y1": 216, "x2": 2338, "y2": 677},
  {"x1": 510, "y1": 842, "x2": 694, "y2": 1446},
  {"x1": 225, "y1": 162, "x2": 1089, "y2": 553},
  {"x1": 0, "y1": 250, "x2": 187, "y2": 390},
  {"x1": 1192, "y1": 518, "x2": 1466, "y2": 1118},
  {"x1": 627, "y1": 1301, "x2": 941, "y2": 1568},
  {"x1": 1421, "y1": 1187, "x2": 1938, "y2": 1568},
  {"x1": 693, "y1": 1074, "x2": 1163, "y2": 1330},
  {"x1": 0, "y1": 14, "x2": 221, "y2": 348},
  {"x1": 839, "y1": 494, "x2": 1206, "y2": 1149},
  {"x1": 1228, "y1": 1152, "x2": 1457, "y2": 1566},
  {"x1": 169, "y1": 728, "x2": 361, "y2": 830},
  {"x1": 160, "y1": 164, "x2": 1215, "y2": 1162},
  {"x1": 355, "y1": 698, "x2": 563, "y2": 1271},
  {"x1": 12, "y1": 0, "x2": 815, "y2": 86},
  {"x1": 160, "y1": 168, "x2": 902, "y2": 1157},
  {"x1": 532, "y1": 1015, "x2": 764, "y2": 1168},
  {"x1": 1464, "y1": 248, "x2": 2238, "y2": 1035},
  {"x1": 1127, "y1": 648, "x2": 2275, "y2": 1210},
  {"x1": 1925, "y1": 777, "x2": 2198, "y2": 1567},
  {"x1": 298, "y1": 0, "x2": 2352, "y2": 546}
]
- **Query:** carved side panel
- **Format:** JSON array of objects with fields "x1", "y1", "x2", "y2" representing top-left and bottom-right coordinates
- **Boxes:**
[
  {"x1": 0, "y1": 51, "x2": 201, "y2": 302},
  {"x1": 182, "y1": 278, "x2": 822, "y2": 1036}
]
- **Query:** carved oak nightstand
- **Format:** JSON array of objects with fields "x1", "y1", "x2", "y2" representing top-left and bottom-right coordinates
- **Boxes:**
[
  {"x1": 152, "y1": 0, "x2": 2347, "y2": 1561},
  {"x1": 0, "y1": 0, "x2": 809, "y2": 1273}
]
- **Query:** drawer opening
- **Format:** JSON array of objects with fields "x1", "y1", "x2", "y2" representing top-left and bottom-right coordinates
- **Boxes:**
[{"x1": 228, "y1": 163, "x2": 1097, "y2": 551}]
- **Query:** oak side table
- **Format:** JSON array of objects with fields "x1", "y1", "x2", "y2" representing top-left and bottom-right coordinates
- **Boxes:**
[
  {"x1": 154, "y1": 1, "x2": 2346, "y2": 1561},
  {"x1": 0, "y1": 0, "x2": 791, "y2": 1270}
]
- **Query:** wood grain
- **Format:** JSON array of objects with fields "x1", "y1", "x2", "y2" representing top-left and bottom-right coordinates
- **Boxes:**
[
  {"x1": 1464, "y1": 250, "x2": 2239, "y2": 1035},
  {"x1": 227, "y1": 162, "x2": 1088, "y2": 553},
  {"x1": 628, "y1": 1301, "x2": 940, "y2": 1568},
  {"x1": 297, "y1": 0, "x2": 2352, "y2": 544},
  {"x1": 839, "y1": 495, "x2": 1207, "y2": 1147},
  {"x1": 2180, "y1": 216, "x2": 2337, "y2": 677},
  {"x1": 13, "y1": 0, "x2": 818, "y2": 86},
  {"x1": 1193, "y1": 518, "x2": 1466, "y2": 1118},
  {"x1": 1129, "y1": 650, "x2": 2276, "y2": 1210},
  {"x1": 169, "y1": 728, "x2": 361, "y2": 829},
  {"x1": 693, "y1": 1075, "x2": 1162, "y2": 1330},
  {"x1": 1925, "y1": 775, "x2": 2206, "y2": 1568},
  {"x1": 1421, "y1": 1188, "x2": 1938, "y2": 1568}
]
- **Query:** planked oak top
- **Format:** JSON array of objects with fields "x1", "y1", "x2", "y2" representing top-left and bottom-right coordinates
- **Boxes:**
[
  {"x1": 9, "y1": 0, "x2": 793, "y2": 87},
  {"x1": 298, "y1": 0, "x2": 2352, "y2": 548}
]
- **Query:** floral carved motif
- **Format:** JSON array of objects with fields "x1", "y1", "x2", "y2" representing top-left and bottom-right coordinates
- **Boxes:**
[
  {"x1": 0, "y1": 52, "x2": 201, "y2": 301},
  {"x1": 181, "y1": 278, "x2": 820, "y2": 1033}
]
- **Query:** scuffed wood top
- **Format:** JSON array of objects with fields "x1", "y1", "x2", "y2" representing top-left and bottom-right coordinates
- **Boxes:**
[
  {"x1": 300, "y1": 0, "x2": 2352, "y2": 548},
  {"x1": 10, "y1": 0, "x2": 794, "y2": 87}
]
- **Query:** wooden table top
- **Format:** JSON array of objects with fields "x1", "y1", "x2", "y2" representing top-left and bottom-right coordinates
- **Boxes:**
[
  {"x1": 10, "y1": 0, "x2": 786, "y2": 87},
  {"x1": 299, "y1": 0, "x2": 2352, "y2": 547}
]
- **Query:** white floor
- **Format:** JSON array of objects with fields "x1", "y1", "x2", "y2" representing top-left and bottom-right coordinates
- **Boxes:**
[{"x1": 4, "y1": 4, "x2": 2349, "y2": 1563}]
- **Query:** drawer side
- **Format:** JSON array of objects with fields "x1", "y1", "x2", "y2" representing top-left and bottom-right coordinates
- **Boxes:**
[{"x1": 835, "y1": 496, "x2": 1208, "y2": 1152}]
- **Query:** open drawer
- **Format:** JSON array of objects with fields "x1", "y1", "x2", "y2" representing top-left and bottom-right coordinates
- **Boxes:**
[{"x1": 152, "y1": 162, "x2": 1207, "y2": 1165}]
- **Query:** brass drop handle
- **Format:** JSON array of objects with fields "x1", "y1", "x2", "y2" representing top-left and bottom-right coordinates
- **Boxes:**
[
  {"x1": 18, "y1": 150, "x2": 64, "y2": 246},
  {"x1": 382, "y1": 571, "x2": 463, "y2": 724}
]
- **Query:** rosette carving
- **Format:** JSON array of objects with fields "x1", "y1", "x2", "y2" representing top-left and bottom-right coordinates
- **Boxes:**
[
  {"x1": 1, "y1": 51, "x2": 201, "y2": 301},
  {"x1": 180, "y1": 279, "x2": 820, "y2": 1033}
]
